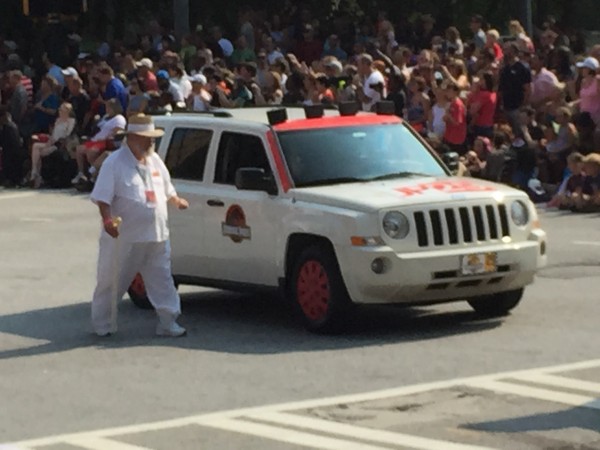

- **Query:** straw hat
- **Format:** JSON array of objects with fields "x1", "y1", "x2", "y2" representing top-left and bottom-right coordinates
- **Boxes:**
[{"x1": 125, "y1": 114, "x2": 164, "y2": 138}]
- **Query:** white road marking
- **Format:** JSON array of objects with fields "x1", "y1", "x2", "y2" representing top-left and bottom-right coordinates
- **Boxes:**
[
  {"x1": 250, "y1": 411, "x2": 496, "y2": 450},
  {"x1": 572, "y1": 241, "x2": 600, "y2": 247},
  {"x1": 469, "y1": 379, "x2": 600, "y2": 410},
  {"x1": 0, "y1": 193, "x2": 36, "y2": 201},
  {"x1": 514, "y1": 373, "x2": 600, "y2": 395},
  {"x1": 65, "y1": 437, "x2": 152, "y2": 450},
  {"x1": 19, "y1": 218, "x2": 55, "y2": 223},
  {"x1": 200, "y1": 417, "x2": 390, "y2": 450},
  {"x1": 4, "y1": 358, "x2": 600, "y2": 449}
]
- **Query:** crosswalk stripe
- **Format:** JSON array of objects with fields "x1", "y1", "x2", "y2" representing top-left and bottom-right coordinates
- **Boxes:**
[
  {"x1": 252, "y1": 411, "x2": 497, "y2": 450},
  {"x1": 64, "y1": 437, "x2": 153, "y2": 450},
  {"x1": 513, "y1": 373, "x2": 600, "y2": 395},
  {"x1": 198, "y1": 417, "x2": 392, "y2": 450},
  {"x1": 469, "y1": 380, "x2": 600, "y2": 410}
]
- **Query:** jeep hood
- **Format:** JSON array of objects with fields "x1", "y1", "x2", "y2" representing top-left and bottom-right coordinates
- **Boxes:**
[{"x1": 290, "y1": 177, "x2": 524, "y2": 212}]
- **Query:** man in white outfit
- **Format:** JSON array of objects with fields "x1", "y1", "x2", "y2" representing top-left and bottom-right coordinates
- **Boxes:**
[{"x1": 90, "y1": 114, "x2": 189, "y2": 337}]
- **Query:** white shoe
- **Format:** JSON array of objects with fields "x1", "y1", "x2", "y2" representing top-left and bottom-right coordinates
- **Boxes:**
[
  {"x1": 71, "y1": 173, "x2": 87, "y2": 184},
  {"x1": 156, "y1": 321, "x2": 186, "y2": 337}
]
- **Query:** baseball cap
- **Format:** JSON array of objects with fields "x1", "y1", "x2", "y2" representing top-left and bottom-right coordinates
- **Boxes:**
[
  {"x1": 576, "y1": 56, "x2": 600, "y2": 71},
  {"x1": 190, "y1": 74, "x2": 207, "y2": 84},
  {"x1": 156, "y1": 70, "x2": 170, "y2": 80},
  {"x1": 528, "y1": 178, "x2": 545, "y2": 196},
  {"x1": 61, "y1": 67, "x2": 78, "y2": 77},
  {"x1": 136, "y1": 58, "x2": 153, "y2": 69}
]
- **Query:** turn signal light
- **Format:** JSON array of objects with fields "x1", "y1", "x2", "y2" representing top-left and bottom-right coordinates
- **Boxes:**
[{"x1": 351, "y1": 236, "x2": 385, "y2": 247}]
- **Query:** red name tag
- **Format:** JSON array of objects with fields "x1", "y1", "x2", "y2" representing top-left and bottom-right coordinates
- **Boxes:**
[{"x1": 145, "y1": 190, "x2": 157, "y2": 204}]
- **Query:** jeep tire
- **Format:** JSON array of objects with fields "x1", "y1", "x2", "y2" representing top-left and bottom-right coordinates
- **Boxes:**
[{"x1": 468, "y1": 288, "x2": 524, "y2": 317}]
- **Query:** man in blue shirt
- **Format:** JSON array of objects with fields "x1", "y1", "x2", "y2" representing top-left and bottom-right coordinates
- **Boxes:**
[
  {"x1": 42, "y1": 52, "x2": 65, "y2": 87},
  {"x1": 98, "y1": 64, "x2": 128, "y2": 114}
]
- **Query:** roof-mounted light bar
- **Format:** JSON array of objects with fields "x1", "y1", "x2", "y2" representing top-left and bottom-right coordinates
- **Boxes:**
[
  {"x1": 375, "y1": 101, "x2": 396, "y2": 116},
  {"x1": 267, "y1": 108, "x2": 288, "y2": 125},
  {"x1": 338, "y1": 101, "x2": 360, "y2": 116},
  {"x1": 304, "y1": 104, "x2": 325, "y2": 119}
]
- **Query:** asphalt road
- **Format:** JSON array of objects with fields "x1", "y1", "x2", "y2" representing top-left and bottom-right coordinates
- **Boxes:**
[{"x1": 1, "y1": 189, "x2": 599, "y2": 449}]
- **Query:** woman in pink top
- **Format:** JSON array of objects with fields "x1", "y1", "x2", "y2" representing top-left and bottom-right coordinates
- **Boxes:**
[{"x1": 575, "y1": 57, "x2": 600, "y2": 125}]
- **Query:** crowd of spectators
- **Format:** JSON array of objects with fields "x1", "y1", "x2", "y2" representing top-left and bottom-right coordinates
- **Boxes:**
[{"x1": 1, "y1": 7, "x2": 600, "y2": 210}]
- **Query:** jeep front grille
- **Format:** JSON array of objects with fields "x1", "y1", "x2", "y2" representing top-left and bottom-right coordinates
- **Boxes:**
[{"x1": 414, "y1": 204, "x2": 510, "y2": 247}]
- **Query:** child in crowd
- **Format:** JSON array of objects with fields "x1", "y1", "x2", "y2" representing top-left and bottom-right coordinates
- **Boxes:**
[
  {"x1": 556, "y1": 152, "x2": 585, "y2": 209},
  {"x1": 576, "y1": 153, "x2": 600, "y2": 211}
]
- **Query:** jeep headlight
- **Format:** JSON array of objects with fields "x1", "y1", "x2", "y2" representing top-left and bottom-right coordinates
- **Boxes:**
[
  {"x1": 383, "y1": 211, "x2": 410, "y2": 239},
  {"x1": 510, "y1": 201, "x2": 529, "y2": 227}
]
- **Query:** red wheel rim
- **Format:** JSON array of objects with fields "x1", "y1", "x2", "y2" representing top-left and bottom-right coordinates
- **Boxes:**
[
  {"x1": 129, "y1": 273, "x2": 146, "y2": 297},
  {"x1": 296, "y1": 260, "x2": 330, "y2": 321}
]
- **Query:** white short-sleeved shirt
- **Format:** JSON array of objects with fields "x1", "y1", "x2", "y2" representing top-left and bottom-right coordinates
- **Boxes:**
[
  {"x1": 91, "y1": 144, "x2": 177, "y2": 243},
  {"x1": 362, "y1": 70, "x2": 386, "y2": 112},
  {"x1": 93, "y1": 114, "x2": 127, "y2": 141}
]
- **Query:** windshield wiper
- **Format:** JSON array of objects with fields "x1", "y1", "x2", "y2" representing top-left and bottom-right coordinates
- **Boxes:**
[
  {"x1": 367, "y1": 171, "x2": 432, "y2": 181},
  {"x1": 298, "y1": 177, "x2": 368, "y2": 188}
]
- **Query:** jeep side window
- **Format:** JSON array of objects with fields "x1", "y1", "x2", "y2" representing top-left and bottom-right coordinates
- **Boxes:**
[
  {"x1": 214, "y1": 132, "x2": 272, "y2": 185},
  {"x1": 165, "y1": 128, "x2": 213, "y2": 181}
]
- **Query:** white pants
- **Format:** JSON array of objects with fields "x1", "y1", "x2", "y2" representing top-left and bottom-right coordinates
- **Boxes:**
[{"x1": 91, "y1": 234, "x2": 181, "y2": 334}]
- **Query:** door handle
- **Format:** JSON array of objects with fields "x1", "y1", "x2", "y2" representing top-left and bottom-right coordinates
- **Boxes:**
[{"x1": 207, "y1": 199, "x2": 225, "y2": 207}]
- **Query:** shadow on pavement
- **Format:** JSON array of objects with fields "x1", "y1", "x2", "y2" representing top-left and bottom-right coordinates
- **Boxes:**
[
  {"x1": 0, "y1": 290, "x2": 504, "y2": 360},
  {"x1": 464, "y1": 403, "x2": 600, "y2": 434}
]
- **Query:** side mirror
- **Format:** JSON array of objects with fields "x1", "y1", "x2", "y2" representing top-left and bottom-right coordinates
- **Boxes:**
[{"x1": 235, "y1": 168, "x2": 278, "y2": 195}]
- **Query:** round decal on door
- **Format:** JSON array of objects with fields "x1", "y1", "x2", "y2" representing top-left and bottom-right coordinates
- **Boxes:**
[{"x1": 221, "y1": 205, "x2": 252, "y2": 243}]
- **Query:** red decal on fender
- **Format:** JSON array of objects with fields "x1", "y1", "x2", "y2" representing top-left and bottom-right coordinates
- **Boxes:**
[{"x1": 395, "y1": 180, "x2": 496, "y2": 196}]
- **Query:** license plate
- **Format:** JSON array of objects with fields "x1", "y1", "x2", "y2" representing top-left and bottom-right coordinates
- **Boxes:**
[{"x1": 460, "y1": 252, "x2": 497, "y2": 276}]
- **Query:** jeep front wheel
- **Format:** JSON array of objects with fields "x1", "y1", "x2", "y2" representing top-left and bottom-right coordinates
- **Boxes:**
[
  {"x1": 468, "y1": 288, "x2": 524, "y2": 317},
  {"x1": 290, "y1": 245, "x2": 352, "y2": 333},
  {"x1": 127, "y1": 273, "x2": 153, "y2": 309}
]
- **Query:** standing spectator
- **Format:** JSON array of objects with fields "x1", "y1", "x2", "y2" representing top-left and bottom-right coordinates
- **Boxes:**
[
  {"x1": 530, "y1": 53, "x2": 564, "y2": 108},
  {"x1": 98, "y1": 64, "x2": 128, "y2": 114},
  {"x1": 42, "y1": 53, "x2": 65, "y2": 87},
  {"x1": 468, "y1": 72, "x2": 497, "y2": 139},
  {"x1": 499, "y1": 42, "x2": 532, "y2": 134},
  {"x1": 156, "y1": 70, "x2": 185, "y2": 107},
  {"x1": 212, "y1": 26, "x2": 234, "y2": 59},
  {"x1": 68, "y1": 77, "x2": 91, "y2": 136},
  {"x1": 469, "y1": 15, "x2": 487, "y2": 50},
  {"x1": 573, "y1": 57, "x2": 600, "y2": 125},
  {"x1": 231, "y1": 36, "x2": 257, "y2": 65},
  {"x1": 322, "y1": 35, "x2": 347, "y2": 62},
  {"x1": 406, "y1": 76, "x2": 430, "y2": 132},
  {"x1": 136, "y1": 58, "x2": 159, "y2": 92},
  {"x1": 356, "y1": 53, "x2": 386, "y2": 112},
  {"x1": 239, "y1": 7, "x2": 256, "y2": 52},
  {"x1": 293, "y1": 24, "x2": 322, "y2": 66},
  {"x1": 29, "y1": 103, "x2": 76, "y2": 188},
  {"x1": 33, "y1": 75, "x2": 60, "y2": 134},
  {"x1": 179, "y1": 34, "x2": 197, "y2": 69},
  {"x1": 60, "y1": 67, "x2": 79, "y2": 100},
  {"x1": 386, "y1": 72, "x2": 407, "y2": 118},
  {"x1": 445, "y1": 27, "x2": 464, "y2": 56},
  {"x1": 485, "y1": 30, "x2": 504, "y2": 62},
  {"x1": 264, "y1": 36, "x2": 284, "y2": 65},
  {"x1": 7, "y1": 71, "x2": 28, "y2": 130},
  {"x1": 0, "y1": 106, "x2": 23, "y2": 188},
  {"x1": 443, "y1": 82, "x2": 467, "y2": 154}
]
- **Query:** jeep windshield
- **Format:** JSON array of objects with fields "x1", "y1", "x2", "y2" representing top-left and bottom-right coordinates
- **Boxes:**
[{"x1": 276, "y1": 123, "x2": 447, "y2": 188}]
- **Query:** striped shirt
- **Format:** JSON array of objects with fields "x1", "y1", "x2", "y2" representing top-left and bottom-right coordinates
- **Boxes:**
[{"x1": 21, "y1": 76, "x2": 34, "y2": 106}]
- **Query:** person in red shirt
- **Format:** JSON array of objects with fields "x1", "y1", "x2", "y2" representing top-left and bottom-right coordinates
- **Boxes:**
[
  {"x1": 468, "y1": 71, "x2": 497, "y2": 138},
  {"x1": 443, "y1": 82, "x2": 467, "y2": 154},
  {"x1": 485, "y1": 29, "x2": 504, "y2": 62},
  {"x1": 293, "y1": 24, "x2": 322, "y2": 66},
  {"x1": 136, "y1": 58, "x2": 159, "y2": 92}
]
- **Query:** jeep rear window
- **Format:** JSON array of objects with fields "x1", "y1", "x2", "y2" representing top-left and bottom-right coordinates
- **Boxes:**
[{"x1": 276, "y1": 123, "x2": 446, "y2": 188}]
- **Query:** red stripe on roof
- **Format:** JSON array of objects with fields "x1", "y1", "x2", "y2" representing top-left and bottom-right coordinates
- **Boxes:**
[{"x1": 273, "y1": 114, "x2": 402, "y2": 132}]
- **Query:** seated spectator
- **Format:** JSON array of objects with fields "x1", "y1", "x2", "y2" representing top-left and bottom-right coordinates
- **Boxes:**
[
  {"x1": 156, "y1": 70, "x2": 185, "y2": 109},
  {"x1": 314, "y1": 73, "x2": 335, "y2": 104},
  {"x1": 72, "y1": 98, "x2": 126, "y2": 184},
  {"x1": 29, "y1": 103, "x2": 76, "y2": 188},
  {"x1": 135, "y1": 58, "x2": 159, "y2": 92},
  {"x1": 464, "y1": 136, "x2": 492, "y2": 178},
  {"x1": 33, "y1": 75, "x2": 60, "y2": 133},
  {"x1": 187, "y1": 74, "x2": 212, "y2": 111},
  {"x1": 555, "y1": 152, "x2": 585, "y2": 209},
  {"x1": 168, "y1": 64, "x2": 193, "y2": 100},
  {"x1": 97, "y1": 64, "x2": 128, "y2": 114},
  {"x1": 545, "y1": 107, "x2": 577, "y2": 183},
  {"x1": 575, "y1": 153, "x2": 600, "y2": 211},
  {"x1": 127, "y1": 78, "x2": 150, "y2": 116},
  {"x1": 574, "y1": 112, "x2": 600, "y2": 155},
  {"x1": 231, "y1": 35, "x2": 256, "y2": 65}
]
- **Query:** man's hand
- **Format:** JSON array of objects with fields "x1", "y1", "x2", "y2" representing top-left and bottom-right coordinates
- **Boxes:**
[
  {"x1": 103, "y1": 217, "x2": 121, "y2": 238},
  {"x1": 170, "y1": 196, "x2": 189, "y2": 210}
]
